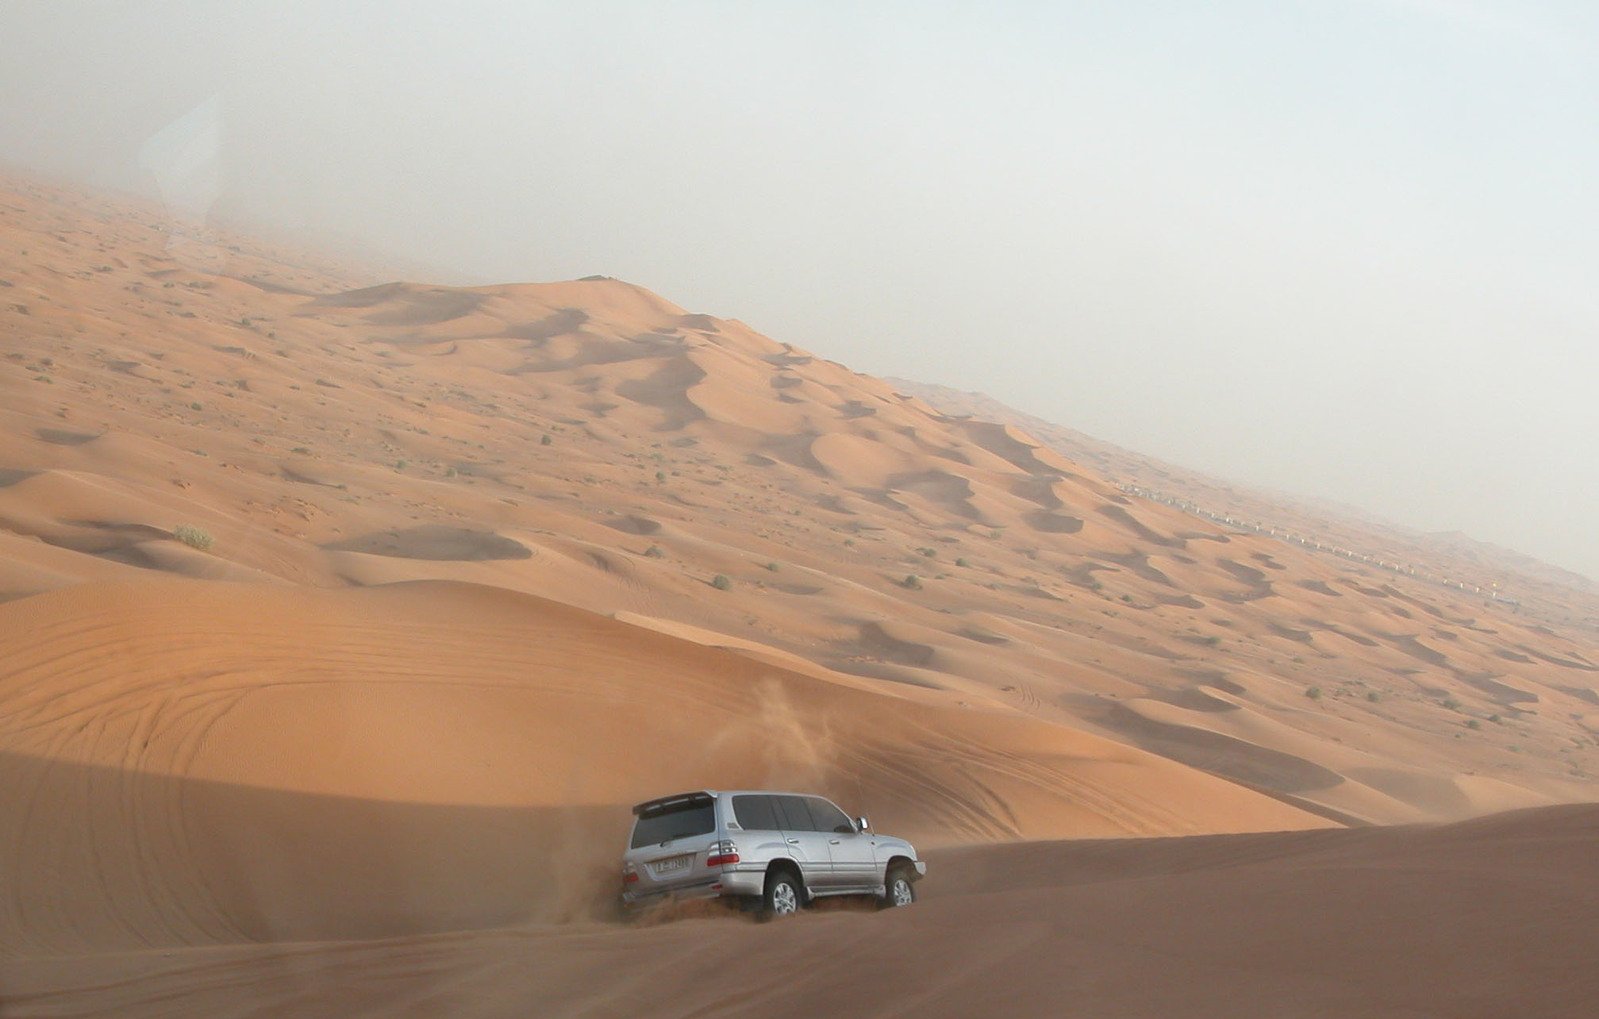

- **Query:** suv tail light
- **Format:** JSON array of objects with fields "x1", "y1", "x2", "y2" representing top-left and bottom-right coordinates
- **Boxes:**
[
  {"x1": 706, "y1": 839, "x2": 740, "y2": 867},
  {"x1": 622, "y1": 863, "x2": 639, "y2": 884}
]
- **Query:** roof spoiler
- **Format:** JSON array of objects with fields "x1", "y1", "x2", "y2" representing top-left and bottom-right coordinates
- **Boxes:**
[{"x1": 631, "y1": 791, "x2": 714, "y2": 817}]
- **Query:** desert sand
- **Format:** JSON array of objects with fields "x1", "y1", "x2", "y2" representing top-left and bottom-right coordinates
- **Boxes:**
[{"x1": 1, "y1": 175, "x2": 1596, "y2": 1015}]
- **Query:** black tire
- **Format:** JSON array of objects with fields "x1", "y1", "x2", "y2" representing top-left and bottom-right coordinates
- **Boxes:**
[
  {"x1": 762, "y1": 869, "x2": 803, "y2": 919},
  {"x1": 880, "y1": 864, "x2": 916, "y2": 909}
]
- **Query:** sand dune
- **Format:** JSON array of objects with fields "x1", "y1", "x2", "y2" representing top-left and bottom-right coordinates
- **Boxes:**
[
  {"x1": 0, "y1": 578, "x2": 1322, "y2": 958},
  {"x1": 3, "y1": 805, "x2": 1593, "y2": 1017},
  {"x1": 1, "y1": 176, "x2": 1596, "y2": 1015}
]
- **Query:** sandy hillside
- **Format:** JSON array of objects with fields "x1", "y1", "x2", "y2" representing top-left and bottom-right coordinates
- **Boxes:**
[
  {"x1": 0, "y1": 175, "x2": 1597, "y2": 1014},
  {"x1": 4, "y1": 805, "x2": 1595, "y2": 1018},
  {"x1": 890, "y1": 377, "x2": 1599, "y2": 633}
]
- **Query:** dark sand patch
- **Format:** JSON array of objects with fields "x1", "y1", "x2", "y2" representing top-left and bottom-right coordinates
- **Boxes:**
[
  {"x1": 36, "y1": 428, "x2": 101, "y2": 446},
  {"x1": 1103, "y1": 705, "x2": 1344, "y2": 794},
  {"x1": 1449, "y1": 670, "x2": 1539, "y2": 706},
  {"x1": 325, "y1": 526, "x2": 532, "y2": 561},
  {"x1": 506, "y1": 308, "x2": 588, "y2": 342},
  {"x1": 606, "y1": 515, "x2": 661, "y2": 536},
  {"x1": 1217, "y1": 559, "x2": 1274, "y2": 601},
  {"x1": 1097, "y1": 504, "x2": 1183, "y2": 548},
  {"x1": 958, "y1": 627, "x2": 1010, "y2": 646},
  {"x1": 1105, "y1": 551, "x2": 1174, "y2": 586},
  {"x1": 854, "y1": 622, "x2": 938, "y2": 668},
  {"x1": 1268, "y1": 623, "x2": 1314, "y2": 644},
  {"x1": 1025, "y1": 510, "x2": 1085, "y2": 534}
]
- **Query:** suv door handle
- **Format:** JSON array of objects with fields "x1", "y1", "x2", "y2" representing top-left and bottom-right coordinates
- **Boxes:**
[
  {"x1": 786, "y1": 838, "x2": 800, "y2": 844},
  {"x1": 828, "y1": 839, "x2": 840, "y2": 845}
]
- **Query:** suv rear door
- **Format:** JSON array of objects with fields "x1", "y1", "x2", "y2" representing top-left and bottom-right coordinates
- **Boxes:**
[
  {"x1": 626, "y1": 793, "x2": 720, "y2": 897},
  {"x1": 773, "y1": 794, "x2": 836, "y2": 889}
]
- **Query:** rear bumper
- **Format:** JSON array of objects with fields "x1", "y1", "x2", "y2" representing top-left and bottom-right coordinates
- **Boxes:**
[{"x1": 621, "y1": 868, "x2": 765, "y2": 909}]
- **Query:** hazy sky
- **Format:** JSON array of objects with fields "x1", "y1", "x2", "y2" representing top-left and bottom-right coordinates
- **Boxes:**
[{"x1": 2, "y1": 1, "x2": 1596, "y2": 580}]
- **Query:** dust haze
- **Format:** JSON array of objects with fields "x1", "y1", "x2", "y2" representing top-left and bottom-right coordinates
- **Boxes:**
[{"x1": 2, "y1": 1, "x2": 1594, "y2": 578}]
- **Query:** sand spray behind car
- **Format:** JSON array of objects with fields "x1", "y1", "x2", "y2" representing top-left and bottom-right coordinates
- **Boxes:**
[{"x1": 696, "y1": 677, "x2": 849, "y2": 798}]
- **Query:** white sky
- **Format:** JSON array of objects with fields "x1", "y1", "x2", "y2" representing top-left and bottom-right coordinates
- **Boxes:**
[{"x1": 2, "y1": 1, "x2": 1595, "y2": 580}]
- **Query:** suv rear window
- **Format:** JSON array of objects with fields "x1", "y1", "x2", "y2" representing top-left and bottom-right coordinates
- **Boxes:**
[
  {"x1": 731, "y1": 794, "x2": 779, "y2": 831},
  {"x1": 630, "y1": 800, "x2": 715, "y2": 848}
]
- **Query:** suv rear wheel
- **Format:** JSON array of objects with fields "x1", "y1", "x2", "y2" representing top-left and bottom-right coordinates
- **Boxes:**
[{"x1": 763, "y1": 870, "x2": 802, "y2": 918}]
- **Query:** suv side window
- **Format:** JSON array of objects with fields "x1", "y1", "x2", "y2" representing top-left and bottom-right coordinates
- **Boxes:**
[
  {"x1": 773, "y1": 794, "x2": 818, "y2": 831},
  {"x1": 731, "y1": 794, "x2": 779, "y2": 831},
  {"x1": 804, "y1": 796, "x2": 855, "y2": 834}
]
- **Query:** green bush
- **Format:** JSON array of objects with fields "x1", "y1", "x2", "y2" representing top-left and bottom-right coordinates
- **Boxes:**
[
  {"x1": 1305, "y1": 686, "x2": 1323, "y2": 700},
  {"x1": 711, "y1": 574, "x2": 732, "y2": 591},
  {"x1": 173, "y1": 525, "x2": 214, "y2": 551},
  {"x1": 903, "y1": 574, "x2": 922, "y2": 590}
]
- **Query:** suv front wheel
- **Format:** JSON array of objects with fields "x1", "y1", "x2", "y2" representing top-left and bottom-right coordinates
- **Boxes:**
[{"x1": 881, "y1": 864, "x2": 916, "y2": 909}]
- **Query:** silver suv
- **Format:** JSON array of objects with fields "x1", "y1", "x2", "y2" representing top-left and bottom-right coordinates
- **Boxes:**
[{"x1": 621, "y1": 790, "x2": 925, "y2": 917}]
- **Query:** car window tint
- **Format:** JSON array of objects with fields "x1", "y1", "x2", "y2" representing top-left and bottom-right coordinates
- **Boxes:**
[
  {"x1": 774, "y1": 794, "x2": 819, "y2": 831},
  {"x1": 732, "y1": 794, "x2": 778, "y2": 831},
  {"x1": 629, "y1": 801, "x2": 716, "y2": 848},
  {"x1": 805, "y1": 797, "x2": 853, "y2": 834}
]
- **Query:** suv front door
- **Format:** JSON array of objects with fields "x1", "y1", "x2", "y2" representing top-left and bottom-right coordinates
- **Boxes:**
[{"x1": 803, "y1": 796, "x2": 878, "y2": 892}]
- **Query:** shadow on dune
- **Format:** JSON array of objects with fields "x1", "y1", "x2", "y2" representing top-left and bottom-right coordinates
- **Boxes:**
[
  {"x1": 323, "y1": 526, "x2": 533, "y2": 561},
  {"x1": 0, "y1": 750, "x2": 629, "y2": 955}
]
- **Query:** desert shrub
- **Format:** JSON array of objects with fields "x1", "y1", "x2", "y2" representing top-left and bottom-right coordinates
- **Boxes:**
[
  {"x1": 541, "y1": 434, "x2": 553, "y2": 446},
  {"x1": 1367, "y1": 691, "x2": 1380, "y2": 702},
  {"x1": 955, "y1": 557, "x2": 969, "y2": 568},
  {"x1": 903, "y1": 574, "x2": 922, "y2": 590},
  {"x1": 1465, "y1": 719, "x2": 1481, "y2": 730},
  {"x1": 643, "y1": 545, "x2": 665, "y2": 558},
  {"x1": 711, "y1": 574, "x2": 732, "y2": 591},
  {"x1": 1488, "y1": 713, "x2": 1502, "y2": 724},
  {"x1": 1305, "y1": 686, "x2": 1323, "y2": 700},
  {"x1": 1442, "y1": 697, "x2": 1462, "y2": 711},
  {"x1": 173, "y1": 525, "x2": 213, "y2": 551},
  {"x1": 764, "y1": 562, "x2": 779, "y2": 572}
]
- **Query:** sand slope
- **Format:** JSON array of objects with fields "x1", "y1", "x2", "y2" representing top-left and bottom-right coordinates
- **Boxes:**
[
  {"x1": 4, "y1": 804, "x2": 1594, "y2": 1018},
  {"x1": 0, "y1": 578, "x2": 1320, "y2": 957}
]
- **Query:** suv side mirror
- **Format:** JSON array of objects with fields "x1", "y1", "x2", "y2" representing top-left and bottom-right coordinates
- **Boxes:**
[{"x1": 856, "y1": 816, "x2": 871, "y2": 833}]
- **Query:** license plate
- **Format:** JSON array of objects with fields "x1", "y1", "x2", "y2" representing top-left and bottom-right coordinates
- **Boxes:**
[{"x1": 653, "y1": 855, "x2": 690, "y2": 875}]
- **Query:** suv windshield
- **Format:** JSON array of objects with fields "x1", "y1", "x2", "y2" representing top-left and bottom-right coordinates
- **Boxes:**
[{"x1": 630, "y1": 801, "x2": 715, "y2": 848}]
